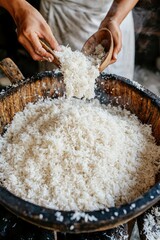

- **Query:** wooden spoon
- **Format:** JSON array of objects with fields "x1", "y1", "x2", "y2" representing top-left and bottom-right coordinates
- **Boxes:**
[
  {"x1": 40, "y1": 40, "x2": 61, "y2": 68},
  {"x1": 82, "y1": 28, "x2": 114, "y2": 72}
]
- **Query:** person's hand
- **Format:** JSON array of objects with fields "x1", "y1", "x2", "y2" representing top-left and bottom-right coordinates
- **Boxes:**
[
  {"x1": 14, "y1": 1, "x2": 61, "y2": 61},
  {"x1": 99, "y1": 18, "x2": 122, "y2": 65}
]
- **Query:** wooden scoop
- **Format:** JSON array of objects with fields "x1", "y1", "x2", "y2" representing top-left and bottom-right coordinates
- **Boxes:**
[
  {"x1": 82, "y1": 28, "x2": 114, "y2": 72},
  {"x1": 40, "y1": 40, "x2": 61, "y2": 68}
]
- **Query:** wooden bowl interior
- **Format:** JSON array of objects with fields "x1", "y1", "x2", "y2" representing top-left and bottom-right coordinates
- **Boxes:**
[{"x1": 82, "y1": 28, "x2": 112, "y2": 57}]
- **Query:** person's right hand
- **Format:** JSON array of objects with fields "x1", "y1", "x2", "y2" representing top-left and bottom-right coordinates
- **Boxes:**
[{"x1": 14, "y1": 1, "x2": 61, "y2": 61}]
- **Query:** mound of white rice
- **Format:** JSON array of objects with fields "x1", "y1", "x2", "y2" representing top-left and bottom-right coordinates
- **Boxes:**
[{"x1": 0, "y1": 98, "x2": 159, "y2": 211}]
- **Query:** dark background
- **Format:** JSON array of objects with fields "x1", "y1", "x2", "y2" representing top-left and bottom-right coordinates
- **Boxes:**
[
  {"x1": 0, "y1": 0, "x2": 159, "y2": 78},
  {"x1": 134, "y1": 0, "x2": 160, "y2": 70}
]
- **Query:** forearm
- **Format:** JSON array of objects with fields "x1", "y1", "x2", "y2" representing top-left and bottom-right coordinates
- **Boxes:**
[
  {"x1": 104, "y1": 0, "x2": 139, "y2": 24},
  {"x1": 99, "y1": 0, "x2": 138, "y2": 62},
  {"x1": 0, "y1": 0, "x2": 29, "y2": 23}
]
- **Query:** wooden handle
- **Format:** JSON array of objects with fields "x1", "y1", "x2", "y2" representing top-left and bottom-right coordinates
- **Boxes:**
[
  {"x1": 0, "y1": 58, "x2": 24, "y2": 84},
  {"x1": 40, "y1": 40, "x2": 61, "y2": 68}
]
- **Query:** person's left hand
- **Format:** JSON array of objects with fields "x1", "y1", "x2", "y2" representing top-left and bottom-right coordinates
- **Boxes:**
[{"x1": 99, "y1": 18, "x2": 122, "y2": 65}]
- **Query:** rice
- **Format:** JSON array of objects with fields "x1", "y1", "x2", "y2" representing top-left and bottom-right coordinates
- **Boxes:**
[
  {"x1": 143, "y1": 207, "x2": 160, "y2": 240},
  {"x1": 54, "y1": 46, "x2": 99, "y2": 99},
  {"x1": 0, "y1": 98, "x2": 159, "y2": 211}
]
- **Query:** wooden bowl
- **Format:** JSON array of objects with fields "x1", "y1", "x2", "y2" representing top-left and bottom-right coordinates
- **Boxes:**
[
  {"x1": 82, "y1": 28, "x2": 114, "y2": 72},
  {"x1": 0, "y1": 60, "x2": 160, "y2": 233}
]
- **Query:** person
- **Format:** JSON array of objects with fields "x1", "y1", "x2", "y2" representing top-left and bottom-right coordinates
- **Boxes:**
[
  {"x1": 0, "y1": 0, "x2": 138, "y2": 80},
  {"x1": 40, "y1": 0, "x2": 138, "y2": 79}
]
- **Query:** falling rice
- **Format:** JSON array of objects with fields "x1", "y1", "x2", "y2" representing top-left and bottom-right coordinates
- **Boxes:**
[{"x1": 54, "y1": 46, "x2": 100, "y2": 99}]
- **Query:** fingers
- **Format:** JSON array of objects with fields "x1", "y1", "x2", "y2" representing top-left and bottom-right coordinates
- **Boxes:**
[
  {"x1": 18, "y1": 30, "x2": 56, "y2": 62},
  {"x1": 99, "y1": 19, "x2": 122, "y2": 65},
  {"x1": 42, "y1": 26, "x2": 61, "y2": 51},
  {"x1": 109, "y1": 59, "x2": 117, "y2": 65},
  {"x1": 18, "y1": 34, "x2": 43, "y2": 61},
  {"x1": 17, "y1": 27, "x2": 60, "y2": 61},
  {"x1": 111, "y1": 28, "x2": 122, "y2": 61}
]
